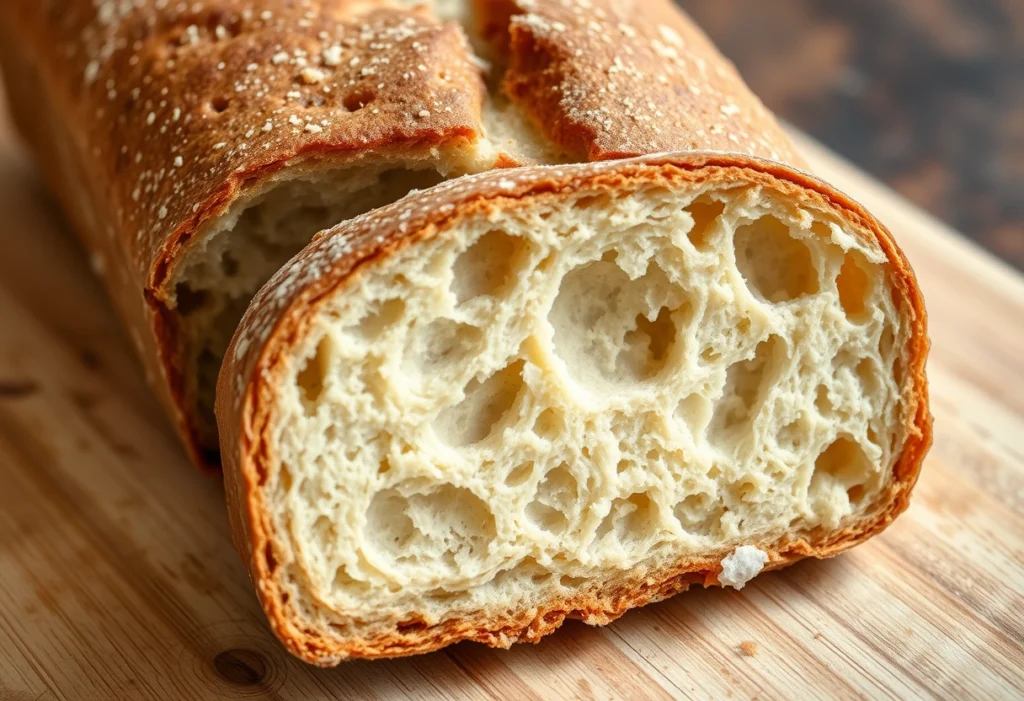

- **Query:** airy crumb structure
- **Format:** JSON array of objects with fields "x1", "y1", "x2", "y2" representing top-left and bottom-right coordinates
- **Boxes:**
[
  {"x1": 219, "y1": 156, "x2": 929, "y2": 663},
  {"x1": 275, "y1": 183, "x2": 901, "y2": 629}
]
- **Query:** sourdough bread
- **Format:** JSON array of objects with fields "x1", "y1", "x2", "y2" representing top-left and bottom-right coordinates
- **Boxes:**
[{"x1": 217, "y1": 154, "x2": 930, "y2": 664}]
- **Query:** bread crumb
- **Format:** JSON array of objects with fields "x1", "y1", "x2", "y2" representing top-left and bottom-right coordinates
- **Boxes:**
[
  {"x1": 322, "y1": 46, "x2": 343, "y2": 66},
  {"x1": 300, "y1": 67, "x2": 325, "y2": 85},
  {"x1": 719, "y1": 546, "x2": 768, "y2": 589},
  {"x1": 739, "y1": 641, "x2": 759, "y2": 657}
]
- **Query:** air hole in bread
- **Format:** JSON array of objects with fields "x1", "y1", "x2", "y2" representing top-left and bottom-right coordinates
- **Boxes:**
[
  {"x1": 809, "y1": 436, "x2": 875, "y2": 525},
  {"x1": 365, "y1": 484, "x2": 496, "y2": 572},
  {"x1": 856, "y1": 357, "x2": 878, "y2": 396},
  {"x1": 836, "y1": 251, "x2": 873, "y2": 321},
  {"x1": 433, "y1": 360, "x2": 524, "y2": 446},
  {"x1": 847, "y1": 484, "x2": 867, "y2": 504},
  {"x1": 685, "y1": 198, "x2": 726, "y2": 250},
  {"x1": 210, "y1": 96, "x2": 230, "y2": 113},
  {"x1": 357, "y1": 298, "x2": 406, "y2": 339},
  {"x1": 596, "y1": 493, "x2": 658, "y2": 546},
  {"x1": 560, "y1": 574, "x2": 587, "y2": 588},
  {"x1": 526, "y1": 463, "x2": 578, "y2": 535},
  {"x1": 710, "y1": 335, "x2": 783, "y2": 442},
  {"x1": 624, "y1": 308, "x2": 676, "y2": 374},
  {"x1": 312, "y1": 514, "x2": 334, "y2": 551},
  {"x1": 673, "y1": 492, "x2": 722, "y2": 535},
  {"x1": 574, "y1": 193, "x2": 609, "y2": 210},
  {"x1": 396, "y1": 619, "x2": 428, "y2": 634},
  {"x1": 296, "y1": 335, "x2": 333, "y2": 410},
  {"x1": 815, "y1": 384, "x2": 833, "y2": 417},
  {"x1": 778, "y1": 419, "x2": 807, "y2": 452},
  {"x1": 343, "y1": 89, "x2": 375, "y2": 112},
  {"x1": 732, "y1": 476, "x2": 763, "y2": 503},
  {"x1": 505, "y1": 462, "x2": 534, "y2": 488},
  {"x1": 735, "y1": 215, "x2": 819, "y2": 302},
  {"x1": 878, "y1": 326, "x2": 903, "y2": 387},
  {"x1": 549, "y1": 258, "x2": 688, "y2": 389},
  {"x1": 333, "y1": 566, "x2": 370, "y2": 593},
  {"x1": 451, "y1": 230, "x2": 525, "y2": 304},
  {"x1": 403, "y1": 317, "x2": 481, "y2": 380},
  {"x1": 220, "y1": 252, "x2": 240, "y2": 276},
  {"x1": 676, "y1": 393, "x2": 712, "y2": 439},
  {"x1": 278, "y1": 463, "x2": 294, "y2": 493},
  {"x1": 532, "y1": 408, "x2": 562, "y2": 439}
]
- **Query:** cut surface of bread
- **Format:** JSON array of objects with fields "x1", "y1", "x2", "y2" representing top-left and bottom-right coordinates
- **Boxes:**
[
  {"x1": 218, "y1": 155, "x2": 930, "y2": 664},
  {"x1": 169, "y1": 161, "x2": 454, "y2": 452}
]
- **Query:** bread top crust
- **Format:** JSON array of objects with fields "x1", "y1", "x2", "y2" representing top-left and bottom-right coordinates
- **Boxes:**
[
  {"x1": 483, "y1": 0, "x2": 804, "y2": 164},
  {"x1": 216, "y1": 151, "x2": 931, "y2": 665},
  {"x1": 10, "y1": 1, "x2": 485, "y2": 284},
  {"x1": 5, "y1": 0, "x2": 804, "y2": 296}
]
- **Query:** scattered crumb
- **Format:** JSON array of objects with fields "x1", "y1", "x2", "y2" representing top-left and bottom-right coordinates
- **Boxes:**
[
  {"x1": 299, "y1": 67, "x2": 325, "y2": 85},
  {"x1": 739, "y1": 640, "x2": 759, "y2": 657},
  {"x1": 813, "y1": 632, "x2": 824, "y2": 640},
  {"x1": 719, "y1": 546, "x2": 769, "y2": 589}
]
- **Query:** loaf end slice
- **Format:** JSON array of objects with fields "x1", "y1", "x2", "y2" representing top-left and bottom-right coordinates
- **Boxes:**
[{"x1": 217, "y1": 153, "x2": 930, "y2": 665}]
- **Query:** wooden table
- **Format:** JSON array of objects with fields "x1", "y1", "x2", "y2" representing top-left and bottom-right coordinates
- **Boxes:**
[{"x1": 0, "y1": 98, "x2": 1022, "y2": 699}]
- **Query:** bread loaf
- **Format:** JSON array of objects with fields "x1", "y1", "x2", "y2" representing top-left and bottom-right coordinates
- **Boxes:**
[
  {"x1": 212, "y1": 5, "x2": 931, "y2": 665},
  {"x1": 219, "y1": 152, "x2": 929, "y2": 665},
  {"x1": 1, "y1": 0, "x2": 931, "y2": 665}
]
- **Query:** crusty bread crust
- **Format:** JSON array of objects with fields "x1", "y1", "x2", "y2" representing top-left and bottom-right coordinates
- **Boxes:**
[
  {"x1": 0, "y1": 0, "x2": 809, "y2": 467},
  {"x1": 486, "y1": 0, "x2": 806, "y2": 165},
  {"x1": 217, "y1": 152, "x2": 931, "y2": 665}
]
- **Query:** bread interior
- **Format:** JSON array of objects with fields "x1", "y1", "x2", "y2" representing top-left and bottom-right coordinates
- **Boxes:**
[
  {"x1": 169, "y1": 165, "x2": 447, "y2": 453},
  {"x1": 264, "y1": 181, "x2": 909, "y2": 633}
]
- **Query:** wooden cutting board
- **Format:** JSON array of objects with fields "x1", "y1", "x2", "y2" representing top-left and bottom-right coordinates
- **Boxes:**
[{"x1": 0, "y1": 96, "x2": 1021, "y2": 699}]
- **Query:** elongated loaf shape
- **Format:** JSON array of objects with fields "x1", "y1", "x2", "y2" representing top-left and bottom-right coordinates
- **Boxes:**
[
  {"x1": 219, "y1": 153, "x2": 930, "y2": 664},
  {"x1": 0, "y1": 0, "x2": 800, "y2": 466}
]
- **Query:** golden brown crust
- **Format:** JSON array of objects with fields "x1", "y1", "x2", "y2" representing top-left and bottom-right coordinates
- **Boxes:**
[
  {"x1": 0, "y1": 0, "x2": 490, "y2": 466},
  {"x1": 483, "y1": 0, "x2": 805, "y2": 164},
  {"x1": 216, "y1": 152, "x2": 931, "y2": 665}
]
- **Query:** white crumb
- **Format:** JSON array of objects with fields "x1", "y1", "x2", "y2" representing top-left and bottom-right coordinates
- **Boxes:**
[{"x1": 719, "y1": 546, "x2": 769, "y2": 589}]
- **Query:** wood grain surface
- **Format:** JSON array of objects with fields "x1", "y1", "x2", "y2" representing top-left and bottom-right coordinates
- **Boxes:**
[{"x1": 1, "y1": 86, "x2": 1023, "y2": 698}]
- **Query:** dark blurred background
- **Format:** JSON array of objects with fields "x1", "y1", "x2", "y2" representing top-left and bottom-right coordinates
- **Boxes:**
[{"x1": 677, "y1": 0, "x2": 1023, "y2": 270}]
